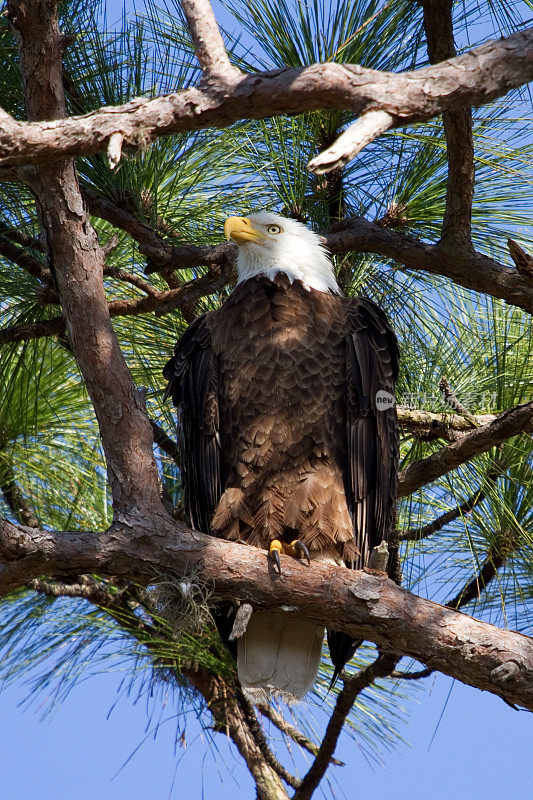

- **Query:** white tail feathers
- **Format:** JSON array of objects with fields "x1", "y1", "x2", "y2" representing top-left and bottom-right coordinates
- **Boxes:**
[{"x1": 237, "y1": 610, "x2": 324, "y2": 705}]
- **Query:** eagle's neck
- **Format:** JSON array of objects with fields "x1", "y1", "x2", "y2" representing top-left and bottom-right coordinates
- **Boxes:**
[{"x1": 235, "y1": 246, "x2": 341, "y2": 295}]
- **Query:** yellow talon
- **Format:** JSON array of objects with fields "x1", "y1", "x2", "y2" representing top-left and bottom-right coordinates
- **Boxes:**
[
  {"x1": 269, "y1": 539, "x2": 283, "y2": 574},
  {"x1": 289, "y1": 539, "x2": 311, "y2": 564}
]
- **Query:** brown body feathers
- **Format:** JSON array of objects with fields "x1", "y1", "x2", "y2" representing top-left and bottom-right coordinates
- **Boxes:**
[{"x1": 164, "y1": 272, "x2": 399, "y2": 691}]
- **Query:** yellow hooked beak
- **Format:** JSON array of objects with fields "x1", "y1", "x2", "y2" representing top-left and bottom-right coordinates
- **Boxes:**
[{"x1": 224, "y1": 216, "x2": 265, "y2": 245}]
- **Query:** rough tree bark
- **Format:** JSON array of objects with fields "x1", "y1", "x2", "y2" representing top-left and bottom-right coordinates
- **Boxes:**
[
  {"x1": 1, "y1": 515, "x2": 533, "y2": 712},
  {"x1": 0, "y1": 27, "x2": 532, "y2": 170}
]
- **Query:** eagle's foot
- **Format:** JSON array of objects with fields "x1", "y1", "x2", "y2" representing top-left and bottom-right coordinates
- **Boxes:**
[
  {"x1": 288, "y1": 539, "x2": 311, "y2": 565},
  {"x1": 268, "y1": 539, "x2": 311, "y2": 573},
  {"x1": 269, "y1": 539, "x2": 283, "y2": 574}
]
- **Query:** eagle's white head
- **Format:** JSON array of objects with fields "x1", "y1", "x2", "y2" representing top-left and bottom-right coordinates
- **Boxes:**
[{"x1": 224, "y1": 211, "x2": 340, "y2": 294}]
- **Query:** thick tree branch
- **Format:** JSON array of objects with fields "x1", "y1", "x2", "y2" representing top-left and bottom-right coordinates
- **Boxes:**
[
  {"x1": 1, "y1": 515, "x2": 533, "y2": 710},
  {"x1": 1, "y1": 28, "x2": 532, "y2": 170},
  {"x1": 324, "y1": 217, "x2": 533, "y2": 313},
  {"x1": 421, "y1": 0, "x2": 475, "y2": 247},
  {"x1": 179, "y1": 0, "x2": 240, "y2": 80},
  {"x1": 293, "y1": 654, "x2": 399, "y2": 800},
  {"x1": 397, "y1": 400, "x2": 533, "y2": 496},
  {"x1": 7, "y1": 0, "x2": 161, "y2": 514}
]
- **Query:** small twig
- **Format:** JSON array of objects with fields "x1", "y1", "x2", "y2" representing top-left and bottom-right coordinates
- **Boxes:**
[
  {"x1": 392, "y1": 666, "x2": 433, "y2": 680},
  {"x1": 101, "y1": 233, "x2": 120, "y2": 257},
  {"x1": 308, "y1": 110, "x2": 394, "y2": 174},
  {"x1": 107, "y1": 132, "x2": 124, "y2": 170},
  {"x1": 257, "y1": 704, "x2": 344, "y2": 767},
  {"x1": 104, "y1": 266, "x2": 159, "y2": 296},
  {"x1": 508, "y1": 238, "x2": 533, "y2": 282},
  {"x1": 150, "y1": 420, "x2": 181, "y2": 466},
  {"x1": 368, "y1": 541, "x2": 389, "y2": 571},
  {"x1": 439, "y1": 377, "x2": 477, "y2": 423}
]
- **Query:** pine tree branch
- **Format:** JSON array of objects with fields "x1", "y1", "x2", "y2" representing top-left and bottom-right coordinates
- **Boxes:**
[
  {"x1": 0, "y1": 462, "x2": 39, "y2": 528},
  {"x1": 394, "y1": 524, "x2": 516, "y2": 682},
  {"x1": 0, "y1": 220, "x2": 44, "y2": 252},
  {"x1": 399, "y1": 458, "x2": 505, "y2": 541},
  {"x1": 0, "y1": 231, "x2": 50, "y2": 282},
  {"x1": 508, "y1": 238, "x2": 533, "y2": 282},
  {"x1": 237, "y1": 692, "x2": 300, "y2": 790},
  {"x1": 399, "y1": 488, "x2": 485, "y2": 542},
  {"x1": 7, "y1": 0, "x2": 162, "y2": 515},
  {"x1": 397, "y1": 400, "x2": 533, "y2": 497},
  {"x1": 82, "y1": 188, "x2": 175, "y2": 270},
  {"x1": 0, "y1": 265, "x2": 230, "y2": 345},
  {"x1": 179, "y1": 0, "x2": 241, "y2": 80},
  {"x1": 292, "y1": 654, "x2": 399, "y2": 800},
  {"x1": 420, "y1": 0, "x2": 474, "y2": 247},
  {"x1": 184, "y1": 667, "x2": 289, "y2": 800},
  {"x1": 150, "y1": 420, "x2": 181, "y2": 465},
  {"x1": 1, "y1": 514, "x2": 533, "y2": 710},
  {"x1": 397, "y1": 407, "x2": 496, "y2": 441},
  {"x1": 1, "y1": 27, "x2": 532, "y2": 171},
  {"x1": 256, "y1": 705, "x2": 344, "y2": 767},
  {"x1": 324, "y1": 217, "x2": 533, "y2": 314},
  {"x1": 446, "y1": 528, "x2": 515, "y2": 611},
  {"x1": 103, "y1": 267, "x2": 159, "y2": 297}
]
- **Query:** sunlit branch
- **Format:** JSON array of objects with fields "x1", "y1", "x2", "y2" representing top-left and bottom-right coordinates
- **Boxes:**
[
  {"x1": 1, "y1": 28, "x2": 532, "y2": 170},
  {"x1": 1, "y1": 515, "x2": 533, "y2": 710},
  {"x1": 398, "y1": 400, "x2": 532, "y2": 497},
  {"x1": 179, "y1": 0, "x2": 240, "y2": 80}
]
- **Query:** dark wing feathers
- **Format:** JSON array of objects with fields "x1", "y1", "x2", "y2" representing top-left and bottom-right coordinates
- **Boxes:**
[
  {"x1": 328, "y1": 297, "x2": 399, "y2": 686},
  {"x1": 163, "y1": 313, "x2": 221, "y2": 534},
  {"x1": 346, "y1": 296, "x2": 399, "y2": 567}
]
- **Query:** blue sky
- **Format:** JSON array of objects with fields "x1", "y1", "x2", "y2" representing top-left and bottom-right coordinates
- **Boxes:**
[
  {"x1": 2, "y1": 663, "x2": 532, "y2": 799},
  {"x1": 1, "y1": 2, "x2": 532, "y2": 798}
]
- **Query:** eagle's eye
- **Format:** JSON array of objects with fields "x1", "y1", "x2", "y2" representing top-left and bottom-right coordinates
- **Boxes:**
[{"x1": 267, "y1": 224, "x2": 282, "y2": 235}]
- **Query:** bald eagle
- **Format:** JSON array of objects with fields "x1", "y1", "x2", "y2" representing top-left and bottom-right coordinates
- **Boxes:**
[{"x1": 164, "y1": 212, "x2": 398, "y2": 704}]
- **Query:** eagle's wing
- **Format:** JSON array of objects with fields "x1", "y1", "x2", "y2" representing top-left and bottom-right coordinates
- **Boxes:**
[
  {"x1": 163, "y1": 313, "x2": 221, "y2": 534},
  {"x1": 327, "y1": 297, "x2": 399, "y2": 683}
]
